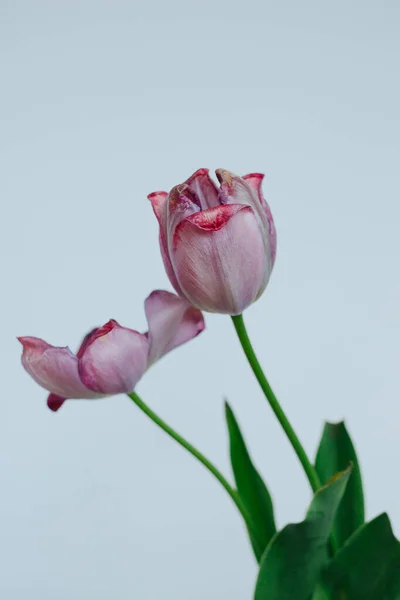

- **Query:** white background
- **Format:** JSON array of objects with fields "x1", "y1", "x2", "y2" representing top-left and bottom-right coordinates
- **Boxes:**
[{"x1": 1, "y1": 1, "x2": 400, "y2": 598}]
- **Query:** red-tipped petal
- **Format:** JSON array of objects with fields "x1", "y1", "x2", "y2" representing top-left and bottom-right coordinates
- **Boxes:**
[
  {"x1": 217, "y1": 168, "x2": 276, "y2": 267},
  {"x1": 148, "y1": 188, "x2": 187, "y2": 296},
  {"x1": 145, "y1": 290, "x2": 205, "y2": 366},
  {"x1": 243, "y1": 173, "x2": 277, "y2": 265},
  {"x1": 158, "y1": 184, "x2": 201, "y2": 296},
  {"x1": 18, "y1": 336, "x2": 101, "y2": 399},
  {"x1": 172, "y1": 204, "x2": 270, "y2": 315},
  {"x1": 47, "y1": 393, "x2": 66, "y2": 412},
  {"x1": 148, "y1": 191, "x2": 168, "y2": 224},
  {"x1": 78, "y1": 321, "x2": 149, "y2": 394},
  {"x1": 242, "y1": 172, "x2": 264, "y2": 193}
]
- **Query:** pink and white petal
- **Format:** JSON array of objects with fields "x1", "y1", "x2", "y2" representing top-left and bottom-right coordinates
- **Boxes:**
[
  {"x1": 148, "y1": 190, "x2": 184, "y2": 294},
  {"x1": 145, "y1": 290, "x2": 205, "y2": 366},
  {"x1": 159, "y1": 230, "x2": 184, "y2": 295},
  {"x1": 243, "y1": 173, "x2": 277, "y2": 265},
  {"x1": 148, "y1": 191, "x2": 168, "y2": 225},
  {"x1": 172, "y1": 205, "x2": 271, "y2": 315},
  {"x1": 185, "y1": 168, "x2": 220, "y2": 209},
  {"x1": 18, "y1": 336, "x2": 100, "y2": 399},
  {"x1": 151, "y1": 185, "x2": 200, "y2": 295},
  {"x1": 242, "y1": 173, "x2": 265, "y2": 198},
  {"x1": 216, "y1": 169, "x2": 271, "y2": 232},
  {"x1": 78, "y1": 321, "x2": 150, "y2": 394}
]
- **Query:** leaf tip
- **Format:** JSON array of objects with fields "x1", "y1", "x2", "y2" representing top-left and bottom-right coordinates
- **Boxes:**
[{"x1": 322, "y1": 463, "x2": 353, "y2": 490}]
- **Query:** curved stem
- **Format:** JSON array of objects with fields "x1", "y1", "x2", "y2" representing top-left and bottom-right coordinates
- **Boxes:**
[
  {"x1": 127, "y1": 391, "x2": 263, "y2": 558},
  {"x1": 231, "y1": 314, "x2": 321, "y2": 494}
]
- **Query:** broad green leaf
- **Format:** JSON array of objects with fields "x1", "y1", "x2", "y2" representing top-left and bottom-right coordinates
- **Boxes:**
[
  {"x1": 254, "y1": 467, "x2": 352, "y2": 600},
  {"x1": 315, "y1": 421, "x2": 364, "y2": 548},
  {"x1": 316, "y1": 513, "x2": 400, "y2": 599},
  {"x1": 311, "y1": 585, "x2": 331, "y2": 600},
  {"x1": 225, "y1": 402, "x2": 276, "y2": 561}
]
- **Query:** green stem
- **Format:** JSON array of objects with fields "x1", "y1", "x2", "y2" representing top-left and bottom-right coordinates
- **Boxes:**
[
  {"x1": 231, "y1": 314, "x2": 321, "y2": 494},
  {"x1": 127, "y1": 391, "x2": 263, "y2": 559}
]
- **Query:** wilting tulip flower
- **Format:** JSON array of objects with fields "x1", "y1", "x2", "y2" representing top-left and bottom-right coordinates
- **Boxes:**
[
  {"x1": 18, "y1": 291, "x2": 204, "y2": 411},
  {"x1": 148, "y1": 168, "x2": 276, "y2": 315}
]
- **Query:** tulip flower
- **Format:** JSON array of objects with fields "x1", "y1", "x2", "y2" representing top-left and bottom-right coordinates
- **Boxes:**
[
  {"x1": 18, "y1": 290, "x2": 205, "y2": 411},
  {"x1": 148, "y1": 168, "x2": 276, "y2": 315}
]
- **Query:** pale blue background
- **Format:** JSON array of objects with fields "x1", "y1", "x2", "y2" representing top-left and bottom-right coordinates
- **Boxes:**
[{"x1": 1, "y1": 1, "x2": 400, "y2": 598}]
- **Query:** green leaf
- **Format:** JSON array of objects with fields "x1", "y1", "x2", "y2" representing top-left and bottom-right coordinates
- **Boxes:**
[
  {"x1": 315, "y1": 421, "x2": 364, "y2": 548},
  {"x1": 316, "y1": 513, "x2": 400, "y2": 599},
  {"x1": 225, "y1": 402, "x2": 276, "y2": 561},
  {"x1": 254, "y1": 467, "x2": 352, "y2": 600},
  {"x1": 311, "y1": 585, "x2": 331, "y2": 600}
]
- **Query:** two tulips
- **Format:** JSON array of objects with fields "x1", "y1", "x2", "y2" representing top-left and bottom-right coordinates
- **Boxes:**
[{"x1": 20, "y1": 168, "x2": 276, "y2": 408}]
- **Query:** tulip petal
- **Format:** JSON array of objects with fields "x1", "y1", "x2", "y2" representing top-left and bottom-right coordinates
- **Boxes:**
[
  {"x1": 242, "y1": 173, "x2": 264, "y2": 193},
  {"x1": 148, "y1": 188, "x2": 196, "y2": 295},
  {"x1": 148, "y1": 191, "x2": 168, "y2": 225},
  {"x1": 216, "y1": 169, "x2": 256, "y2": 208},
  {"x1": 78, "y1": 320, "x2": 149, "y2": 394},
  {"x1": 47, "y1": 393, "x2": 67, "y2": 412},
  {"x1": 216, "y1": 169, "x2": 273, "y2": 240},
  {"x1": 185, "y1": 168, "x2": 220, "y2": 209},
  {"x1": 166, "y1": 184, "x2": 200, "y2": 237},
  {"x1": 243, "y1": 173, "x2": 277, "y2": 265},
  {"x1": 172, "y1": 205, "x2": 270, "y2": 315},
  {"x1": 145, "y1": 290, "x2": 205, "y2": 366},
  {"x1": 158, "y1": 230, "x2": 184, "y2": 295},
  {"x1": 18, "y1": 336, "x2": 100, "y2": 399}
]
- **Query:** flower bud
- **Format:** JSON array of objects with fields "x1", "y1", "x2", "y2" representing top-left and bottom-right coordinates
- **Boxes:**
[{"x1": 149, "y1": 168, "x2": 276, "y2": 315}]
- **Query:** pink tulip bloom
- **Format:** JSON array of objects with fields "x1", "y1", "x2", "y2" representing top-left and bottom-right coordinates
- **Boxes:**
[
  {"x1": 149, "y1": 168, "x2": 276, "y2": 315},
  {"x1": 18, "y1": 291, "x2": 205, "y2": 412}
]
